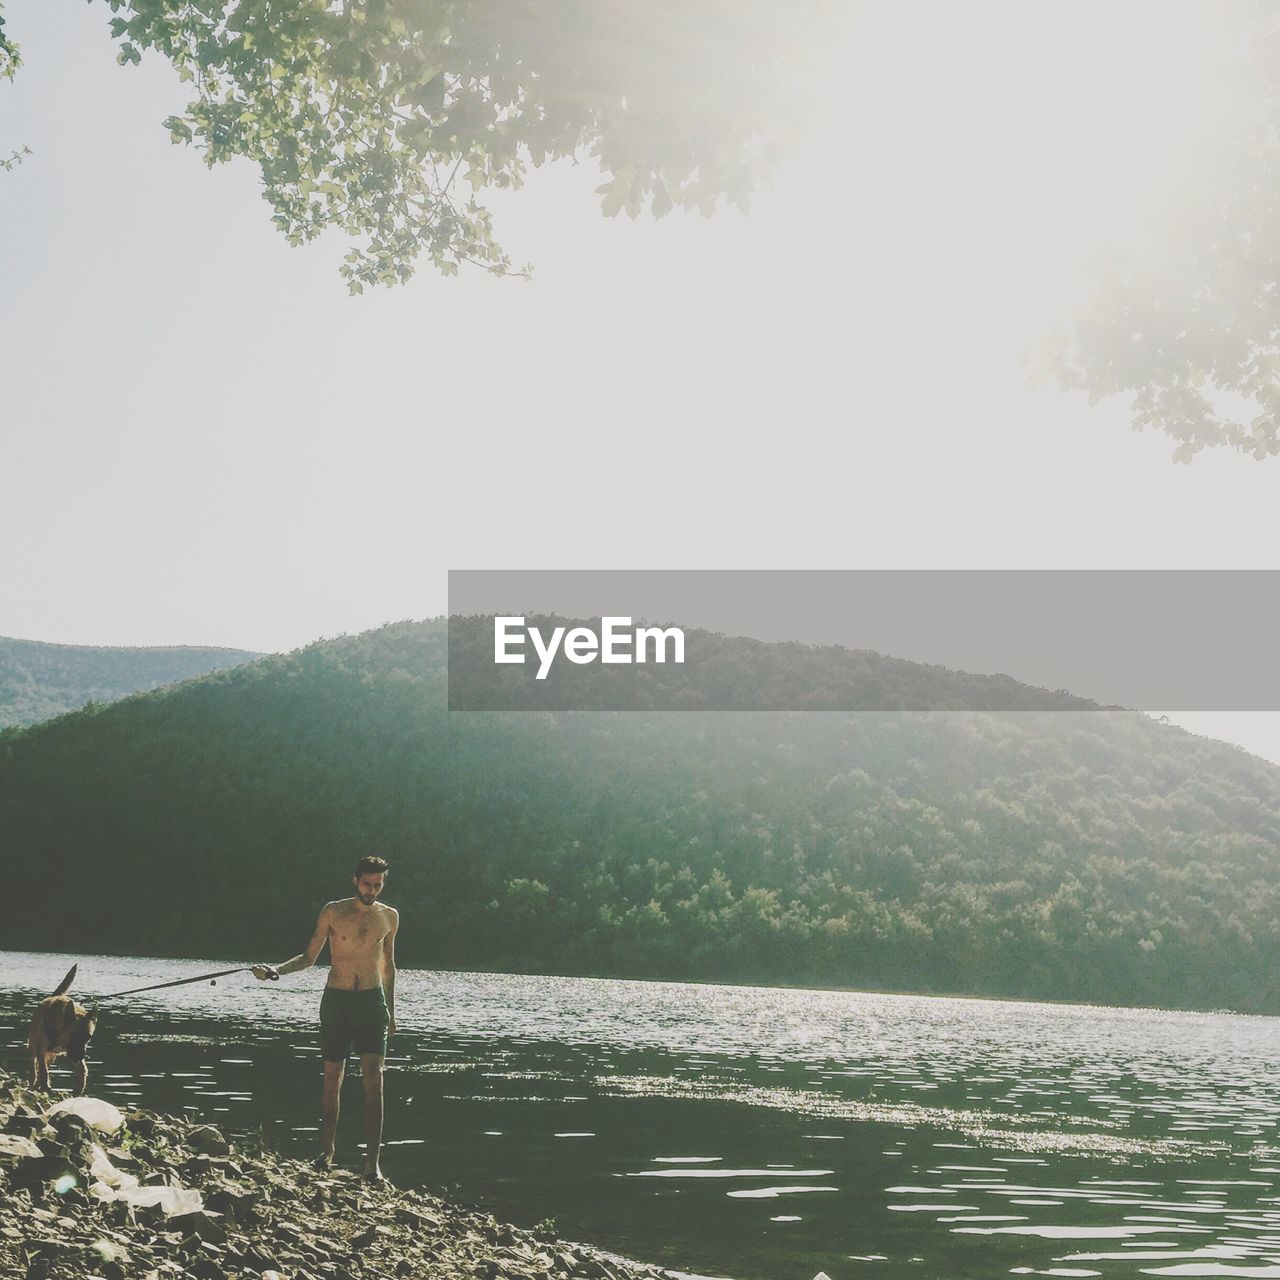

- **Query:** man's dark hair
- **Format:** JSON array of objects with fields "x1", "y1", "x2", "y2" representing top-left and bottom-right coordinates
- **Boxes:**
[{"x1": 354, "y1": 856, "x2": 390, "y2": 878}]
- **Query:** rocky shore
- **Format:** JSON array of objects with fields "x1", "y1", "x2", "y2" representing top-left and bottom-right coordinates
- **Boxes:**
[{"x1": 0, "y1": 1072, "x2": 680, "y2": 1280}]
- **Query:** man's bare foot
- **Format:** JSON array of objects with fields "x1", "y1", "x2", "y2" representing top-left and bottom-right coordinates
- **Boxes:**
[
  {"x1": 363, "y1": 1167, "x2": 387, "y2": 1184},
  {"x1": 313, "y1": 1153, "x2": 335, "y2": 1171}
]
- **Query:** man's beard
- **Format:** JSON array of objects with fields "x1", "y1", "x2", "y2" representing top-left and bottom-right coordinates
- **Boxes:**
[{"x1": 358, "y1": 893, "x2": 376, "y2": 905}]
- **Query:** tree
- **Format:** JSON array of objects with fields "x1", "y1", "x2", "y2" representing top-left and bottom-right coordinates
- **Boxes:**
[
  {"x1": 0, "y1": 3, "x2": 24, "y2": 170},
  {"x1": 1048, "y1": 4, "x2": 1280, "y2": 462},
  {"x1": 0, "y1": 0, "x2": 806, "y2": 290},
  {"x1": 0, "y1": 7, "x2": 15, "y2": 79}
]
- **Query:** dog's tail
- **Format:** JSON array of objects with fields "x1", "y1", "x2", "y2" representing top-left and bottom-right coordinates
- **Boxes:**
[{"x1": 50, "y1": 964, "x2": 77, "y2": 998}]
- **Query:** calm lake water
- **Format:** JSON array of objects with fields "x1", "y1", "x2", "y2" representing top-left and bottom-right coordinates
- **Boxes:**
[{"x1": 4, "y1": 951, "x2": 1280, "y2": 1280}]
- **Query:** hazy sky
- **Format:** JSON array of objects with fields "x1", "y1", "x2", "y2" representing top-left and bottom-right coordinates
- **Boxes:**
[{"x1": 3, "y1": 3, "x2": 1280, "y2": 758}]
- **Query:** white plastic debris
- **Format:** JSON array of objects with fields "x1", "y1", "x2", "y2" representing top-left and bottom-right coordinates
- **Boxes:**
[
  {"x1": 47, "y1": 1096, "x2": 125, "y2": 1135},
  {"x1": 86, "y1": 1144, "x2": 203, "y2": 1216},
  {"x1": 0, "y1": 1134, "x2": 43, "y2": 1158}
]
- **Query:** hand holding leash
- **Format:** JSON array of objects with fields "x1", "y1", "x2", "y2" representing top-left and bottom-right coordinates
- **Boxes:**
[{"x1": 251, "y1": 965, "x2": 280, "y2": 981}]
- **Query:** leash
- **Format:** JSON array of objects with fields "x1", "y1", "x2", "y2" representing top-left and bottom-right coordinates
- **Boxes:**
[{"x1": 98, "y1": 966, "x2": 277, "y2": 1000}]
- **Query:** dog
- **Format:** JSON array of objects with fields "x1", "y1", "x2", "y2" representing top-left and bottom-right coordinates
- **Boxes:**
[{"x1": 28, "y1": 964, "x2": 97, "y2": 1094}]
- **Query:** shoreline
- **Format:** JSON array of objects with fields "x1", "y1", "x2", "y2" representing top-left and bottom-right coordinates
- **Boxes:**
[
  {"x1": 0, "y1": 1070, "x2": 683, "y2": 1280},
  {"x1": 1, "y1": 946, "x2": 1268, "y2": 1021}
]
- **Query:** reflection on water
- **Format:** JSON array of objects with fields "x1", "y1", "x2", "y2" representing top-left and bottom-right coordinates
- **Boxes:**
[{"x1": 4, "y1": 950, "x2": 1280, "y2": 1279}]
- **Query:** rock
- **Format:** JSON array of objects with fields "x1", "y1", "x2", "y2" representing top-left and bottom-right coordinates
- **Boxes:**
[
  {"x1": 168, "y1": 1211, "x2": 227, "y2": 1245},
  {"x1": 351, "y1": 1223, "x2": 389, "y2": 1249},
  {"x1": 241, "y1": 1247, "x2": 285, "y2": 1272},
  {"x1": 10, "y1": 1153, "x2": 78, "y2": 1193},
  {"x1": 185, "y1": 1259, "x2": 227, "y2": 1280},
  {"x1": 393, "y1": 1204, "x2": 439, "y2": 1229},
  {"x1": 48, "y1": 1111, "x2": 95, "y2": 1150},
  {"x1": 203, "y1": 1180, "x2": 259, "y2": 1224},
  {"x1": 99, "y1": 1194, "x2": 135, "y2": 1229},
  {"x1": 181, "y1": 1154, "x2": 243, "y2": 1182},
  {"x1": 21, "y1": 1237, "x2": 95, "y2": 1277},
  {"x1": 0, "y1": 1134, "x2": 43, "y2": 1160},
  {"x1": 187, "y1": 1127, "x2": 230, "y2": 1158},
  {"x1": 316, "y1": 1264, "x2": 358, "y2": 1280},
  {"x1": 8, "y1": 1090, "x2": 47, "y2": 1116},
  {"x1": 131, "y1": 1200, "x2": 168, "y2": 1230}
]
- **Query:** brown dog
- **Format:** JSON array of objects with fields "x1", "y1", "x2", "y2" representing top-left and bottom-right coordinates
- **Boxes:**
[{"x1": 28, "y1": 964, "x2": 97, "y2": 1093}]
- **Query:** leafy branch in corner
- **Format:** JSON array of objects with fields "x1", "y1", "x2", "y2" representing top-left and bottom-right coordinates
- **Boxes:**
[
  {"x1": 1048, "y1": 4, "x2": 1280, "y2": 462},
  {"x1": 0, "y1": 3, "x2": 19, "y2": 82},
  {"x1": 11, "y1": 0, "x2": 808, "y2": 292},
  {"x1": 0, "y1": 5, "x2": 27, "y2": 173}
]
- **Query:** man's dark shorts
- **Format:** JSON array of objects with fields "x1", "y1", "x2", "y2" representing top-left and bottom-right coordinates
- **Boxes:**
[{"x1": 319, "y1": 986, "x2": 389, "y2": 1062}]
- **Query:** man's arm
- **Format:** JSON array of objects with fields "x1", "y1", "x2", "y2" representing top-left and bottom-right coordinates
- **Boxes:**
[
  {"x1": 252, "y1": 906, "x2": 331, "y2": 980},
  {"x1": 383, "y1": 908, "x2": 398, "y2": 1035}
]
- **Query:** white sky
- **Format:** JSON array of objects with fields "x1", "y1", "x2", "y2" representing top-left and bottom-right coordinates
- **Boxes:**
[{"x1": 3, "y1": 2, "x2": 1280, "y2": 761}]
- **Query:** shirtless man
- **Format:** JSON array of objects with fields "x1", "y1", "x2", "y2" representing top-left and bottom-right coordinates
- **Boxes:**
[{"x1": 252, "y1": 856, "x2": 399, "y2": 1180}]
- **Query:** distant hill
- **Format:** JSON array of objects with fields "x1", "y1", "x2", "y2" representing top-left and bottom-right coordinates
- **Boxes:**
[
  {"x1": 2, "y1": 618, "x2": 1278, "y2": 1012},
  {"x1": 0, "y1": 636, "x2": 262, "y2": 728}
]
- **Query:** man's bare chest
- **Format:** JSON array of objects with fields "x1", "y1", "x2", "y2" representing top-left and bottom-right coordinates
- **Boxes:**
[{"x1": 330, "y1": 914, "x2": 390, "y2": 951}]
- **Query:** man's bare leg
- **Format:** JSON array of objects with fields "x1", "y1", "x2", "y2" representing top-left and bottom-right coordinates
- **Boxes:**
[
  {"x1": 320, "y1": 1060, "x2": 344, "y2": 1166},
  {"x1": 360, "y1": 1054, "x2": 384, "y2": 1179}
]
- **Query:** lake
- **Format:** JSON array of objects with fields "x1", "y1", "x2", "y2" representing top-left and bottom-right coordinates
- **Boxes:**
[{"x1": 4, "y1": 950, "x2": 1280, "y2": 1279}]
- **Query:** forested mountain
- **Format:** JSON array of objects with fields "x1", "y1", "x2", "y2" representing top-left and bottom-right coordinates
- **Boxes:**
[
  {"x1": 2, "y1": 619, "x2": 1278, "y2": 1012},
  {"x1": 0, "y1": 636, "x2": 261, "y2": 728}
]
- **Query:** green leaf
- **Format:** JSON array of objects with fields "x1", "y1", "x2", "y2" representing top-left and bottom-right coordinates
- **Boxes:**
[{"x1": 88, "y1": 0, "x2": 798, "y2": 287}]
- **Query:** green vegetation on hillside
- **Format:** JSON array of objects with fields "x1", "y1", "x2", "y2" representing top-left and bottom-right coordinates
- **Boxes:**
[
  {"x1": 0, "y1": 636, "x2": 261, "y2": 729},
  {"x1": 2, "y1": 619, "x2": 1278, "y2": 1012}
]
